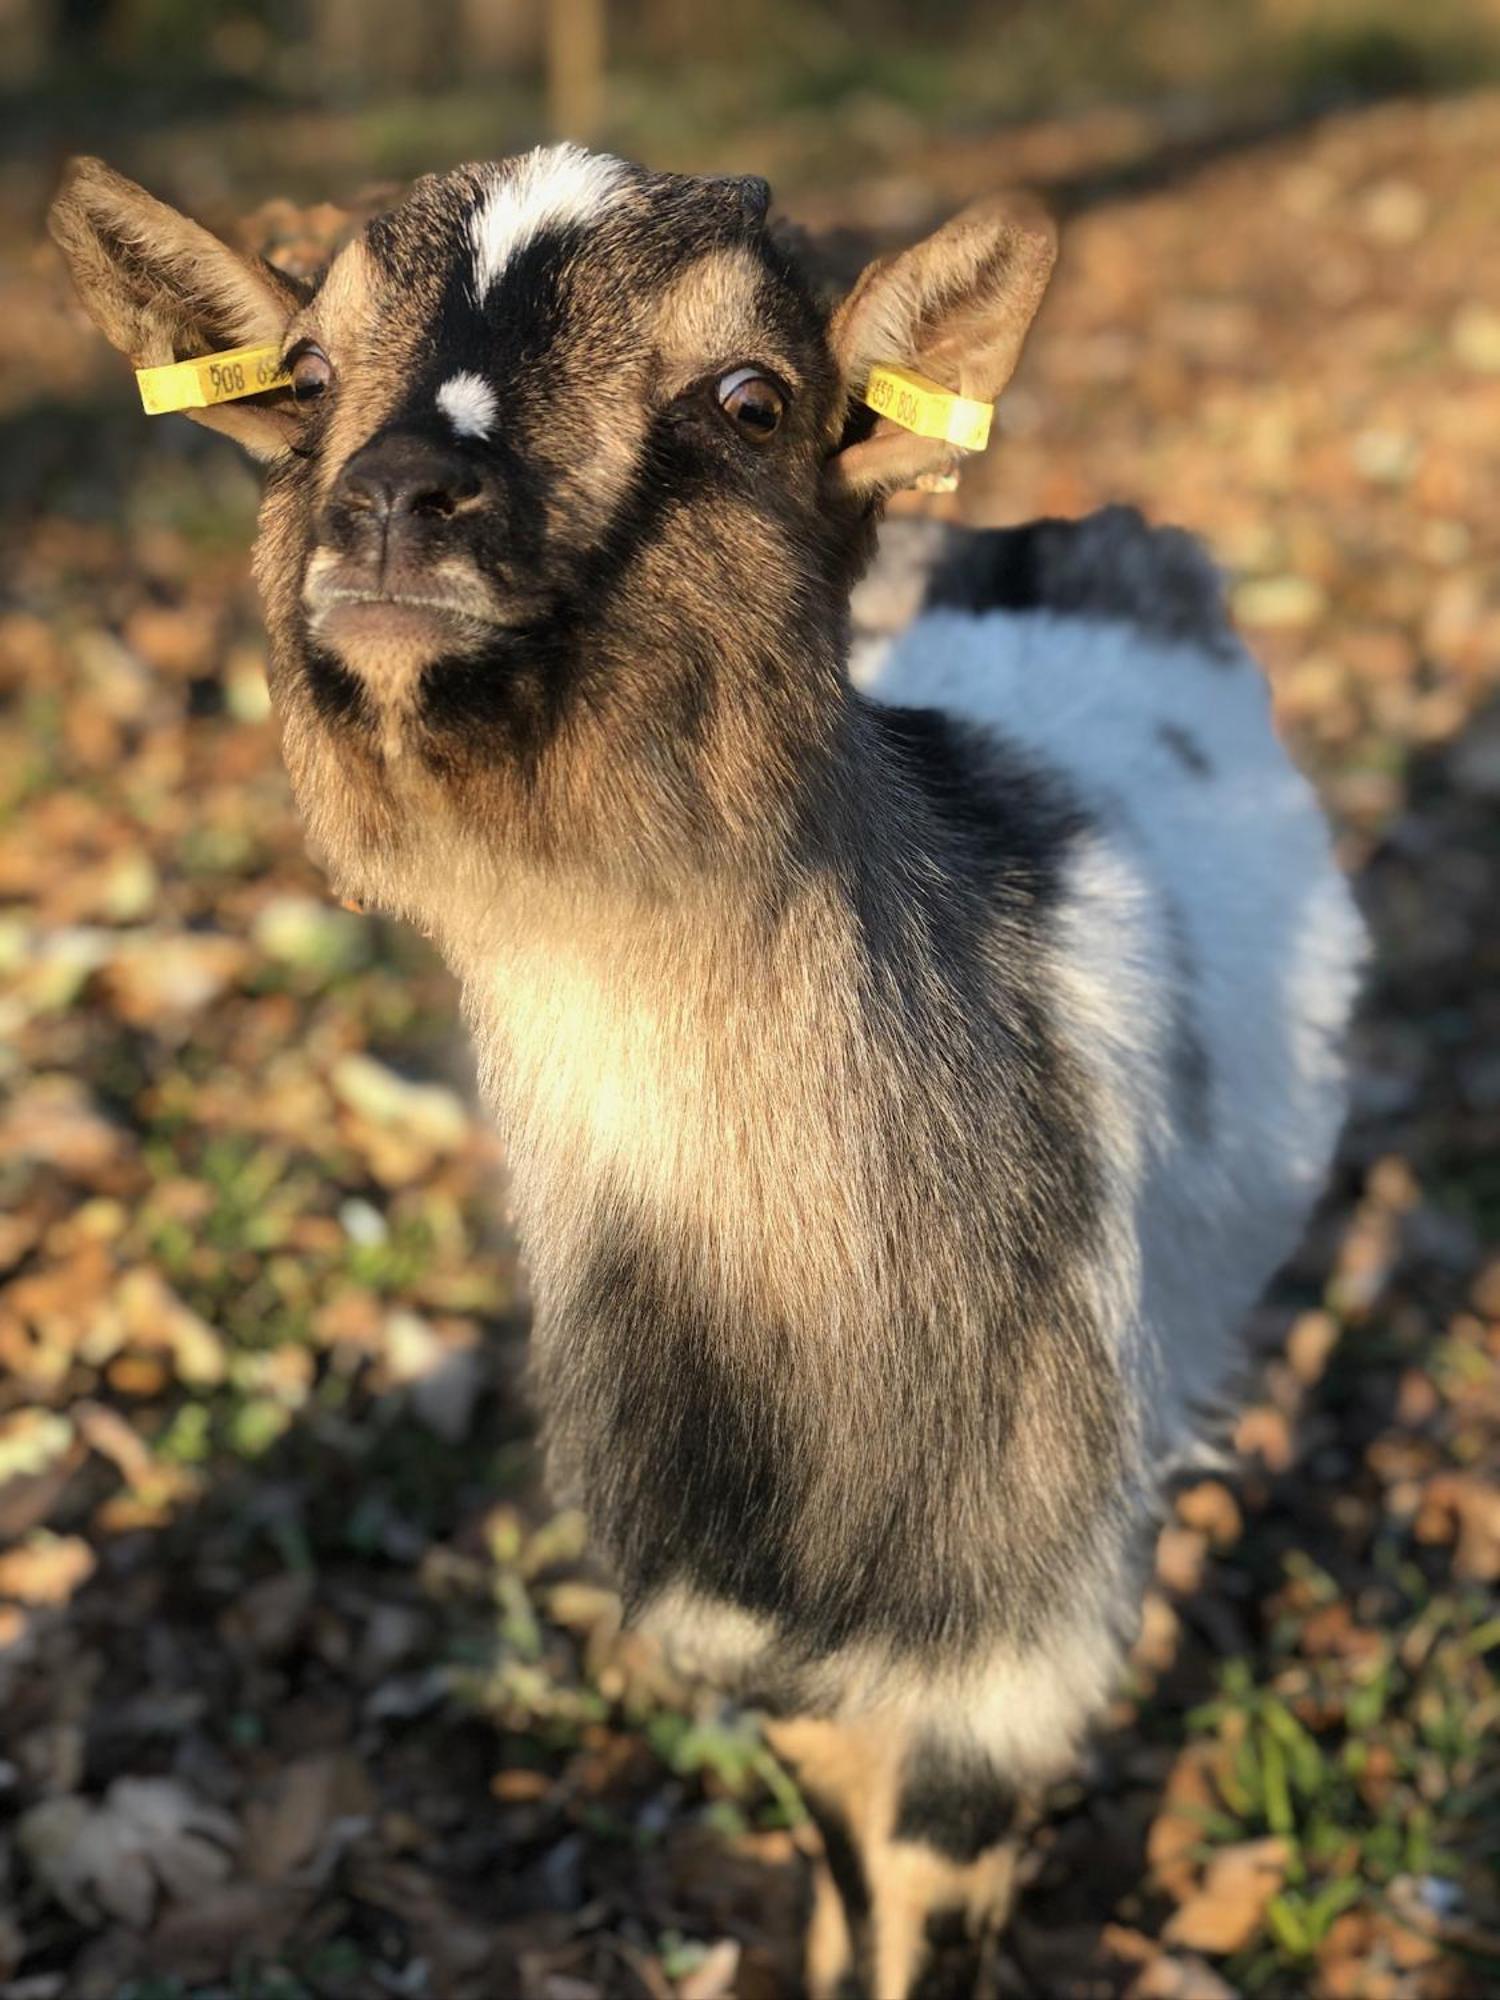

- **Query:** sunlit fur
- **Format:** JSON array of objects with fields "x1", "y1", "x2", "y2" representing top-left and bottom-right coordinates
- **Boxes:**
[{"x1": 50, "y1": 149, "x2": 1365, "y2": 1998}]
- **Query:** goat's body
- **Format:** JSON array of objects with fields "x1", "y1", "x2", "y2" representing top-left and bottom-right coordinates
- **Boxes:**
[
  {"x1": 54, "y1": 143, "x2": 1366, "y2": 1996},
  {"x1": 447, "y1": 510, "x2": 1364, "y2": 1810}
]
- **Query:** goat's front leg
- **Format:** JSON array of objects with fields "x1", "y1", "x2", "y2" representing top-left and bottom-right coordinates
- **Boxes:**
[
  {"x1": 767, "y1": 1715, "x2": 1027, "y2": 1999},
  {"x1": 766, "y1": 1714, "x2": 891, "y2": 1996}
]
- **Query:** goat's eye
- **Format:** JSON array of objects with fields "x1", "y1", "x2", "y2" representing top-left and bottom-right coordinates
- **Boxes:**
[
  {"x1": 716, "y1": 366, "x2": 784, "y2": 442},
  {"x1": 289, "y1": 344, "x2": 333, "y2": 404}
]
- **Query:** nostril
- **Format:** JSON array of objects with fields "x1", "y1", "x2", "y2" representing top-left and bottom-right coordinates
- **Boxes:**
[
  {"x1": 338, "y1": 471, "x2": 386, "y2": 516},
  {"x1": 409, "y1": 474, "x2": 480, "y2": 519},
  {"x1": 334, "y1": 434, "x2": 485, "y2": 527}
]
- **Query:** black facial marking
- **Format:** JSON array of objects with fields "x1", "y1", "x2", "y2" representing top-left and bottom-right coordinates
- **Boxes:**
[
  {"x1": 415, "y1": 639, "x2": 566, "y2": 768},
  {"x1": 364, "y1": 166, "x2": 489, "y2": 292},
  {"x1": 405, "y1": 406, "x2": 695, "y2": 762},
  {"x1": 894, "y1": 1737, "x2": 1019, "y2": 1863},
  {"x1": 304, "y1": 642, "x2": 374, "y2": 727}
]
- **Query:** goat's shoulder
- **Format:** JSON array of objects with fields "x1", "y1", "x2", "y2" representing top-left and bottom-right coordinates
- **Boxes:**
[
  {"x1": 861, "y1": 696, "x2": 1090, "y2": 916},
  {"x1": 921, "y1": 505, "x2": 1236, "y2": 660}
]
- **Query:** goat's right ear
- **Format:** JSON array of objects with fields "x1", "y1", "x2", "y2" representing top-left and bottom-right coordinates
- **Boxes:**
[{"x1": 48, "y1": 156, "x2": 308, "y2": 460}]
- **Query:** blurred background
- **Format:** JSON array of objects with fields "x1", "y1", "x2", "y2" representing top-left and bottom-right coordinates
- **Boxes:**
[{"x1": 2, "y1": 4, "x2": 1499, "y2": 1997}]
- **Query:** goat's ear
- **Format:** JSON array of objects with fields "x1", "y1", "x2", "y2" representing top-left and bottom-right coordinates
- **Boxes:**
[
  {"x1": 825, "y1": 198, "x2": 1056, "y2": 501},
  {"x1": 47, "y1": 156, "x2": 308, "y2": 460}
]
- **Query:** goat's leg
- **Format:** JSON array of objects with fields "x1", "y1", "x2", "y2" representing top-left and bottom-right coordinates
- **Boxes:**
[
  {"x1": 764, "y1": 1714, "x2": 896, "y2": 1997},
  {"x1": 864, "y1": 1829, "x2": 1023, "y2": 1997},
  {"x1": 767, "y1": 1716, "x2": 1027, "y2": 1999},
  {"x1": 805, "y1": 1822, "x2": 861, "y2": 1999},
  {"x1": 868, "y1": 1733, "x2": 1028, "y2": 1997}
]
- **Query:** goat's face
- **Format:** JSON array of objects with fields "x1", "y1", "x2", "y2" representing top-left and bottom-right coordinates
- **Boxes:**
[
  {"x1": 50, "y1": 147, "x2": 1053, "y2": 907},
  {"x1": 271, "y1": 154, "x2": 848, "y2": 839}
]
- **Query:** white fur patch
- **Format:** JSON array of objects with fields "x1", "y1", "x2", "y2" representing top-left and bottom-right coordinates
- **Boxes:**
[
  {"x1": 436, "y1": 371, "x2": 499, "y2": 440},
  {"x1": 468, "y1": 144, "x2": 627, "y2": 303},
  {"x1": 865, "y1": 599, "x2": 1366, "y2": 1457}
]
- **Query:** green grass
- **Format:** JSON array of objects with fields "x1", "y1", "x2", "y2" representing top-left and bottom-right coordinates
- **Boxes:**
[{"x1": 1183, "y1": 1554, "x2": 1500, "y2": 1991}]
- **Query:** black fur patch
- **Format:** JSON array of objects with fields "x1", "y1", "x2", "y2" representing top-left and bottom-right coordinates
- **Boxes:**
[
  {"x1": 865, "y1": 702, "x2": 1089, "y2": 916},
  {"x1": 555, "y1": 1204, "x2": 804, "y2": 1622},
  {"x1": 920, "y1": 521, "x2": 1053, "y2": 618},
  {"x1": 303, "y1": 643, "x2": 374, "y2": 727},
  {"x1": 895, "y1": 1738, "x2": 1019, "y2": 1863},
  {"x1": 405, "y1": 407, "x2": 703, "y2": 766},
  {"x1": 1157, "y1": 722, "x2": 1213, "y2": 776},
  {"x1": 1162, "y1": 902, "x2": 1213, "y2": 1141},
  {"x1": 924, "y1": 505, "x2": 1237, "y2": 659}
]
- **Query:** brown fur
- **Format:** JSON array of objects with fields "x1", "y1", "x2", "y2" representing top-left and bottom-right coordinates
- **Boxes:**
[{"x1": 48, "y1": 150, "x2": 1069, "y2": 2000}]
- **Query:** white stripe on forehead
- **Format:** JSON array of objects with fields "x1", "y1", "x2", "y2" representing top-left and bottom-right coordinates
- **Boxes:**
[
  {"x1": 436, "y1": 371, "x2": 499, "y2": 439},
  {"x1": 468, "y1": 144, "x2": 628, "y2": 303}
]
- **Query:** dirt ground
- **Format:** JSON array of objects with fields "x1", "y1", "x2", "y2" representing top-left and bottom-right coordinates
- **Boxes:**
[{"x1": 1, "y1": 86, "x2": 1498, "y2": 2000}]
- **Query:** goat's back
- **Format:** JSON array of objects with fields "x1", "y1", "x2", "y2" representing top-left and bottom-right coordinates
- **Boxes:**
[{"x1": 861, "y1": 507, "x2": 1365, "y2": 1464}]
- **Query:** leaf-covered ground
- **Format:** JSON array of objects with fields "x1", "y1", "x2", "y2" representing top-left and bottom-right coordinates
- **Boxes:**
[{"x1": 2, "y1": 87, "x2": 1499, "y2": 2000}]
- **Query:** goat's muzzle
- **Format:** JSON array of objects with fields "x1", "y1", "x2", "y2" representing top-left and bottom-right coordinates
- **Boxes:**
[{"x1": 306, "y1": 429, "x2": 507, "y2": 679}]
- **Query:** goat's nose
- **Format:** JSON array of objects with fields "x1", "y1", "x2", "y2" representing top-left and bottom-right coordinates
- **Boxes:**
[{"x1": 333, "y1": 432, "x2": 484, "y2": 523}]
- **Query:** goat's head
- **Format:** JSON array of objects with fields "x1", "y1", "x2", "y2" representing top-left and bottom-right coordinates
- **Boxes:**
[{"x1": 49, "y1": 147, "x2": 1053, "y2": 915}]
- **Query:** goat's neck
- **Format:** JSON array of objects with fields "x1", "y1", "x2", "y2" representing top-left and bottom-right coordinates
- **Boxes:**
[{"x1": 434, "y1": 686, "x2": 929, "y2": 1320}]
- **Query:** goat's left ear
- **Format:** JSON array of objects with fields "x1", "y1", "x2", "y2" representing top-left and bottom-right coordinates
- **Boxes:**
[
  {"x1": 48, "y1": 156, "x2": 308, "y2": 460},
  {"x1": 825, "y1": 197, "x2": 1056, "y2": 501}
]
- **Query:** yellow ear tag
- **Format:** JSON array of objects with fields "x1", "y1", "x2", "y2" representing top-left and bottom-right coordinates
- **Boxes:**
[
  {"x1": 861, "y1": 364, "x2": 993, "y2": 452},
  {"x1": 135, "y1": 343, "x2": 291, "y2": 415}
]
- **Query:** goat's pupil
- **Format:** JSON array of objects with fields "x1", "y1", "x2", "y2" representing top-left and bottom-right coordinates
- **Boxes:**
[{"x1": 718, "y1": 369, "x2": 783, "y2": 440}]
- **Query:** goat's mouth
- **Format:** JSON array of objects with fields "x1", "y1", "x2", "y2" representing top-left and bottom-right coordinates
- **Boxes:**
[{"x1": 304, "y1": 551, "x2": 510, "y2": 678}]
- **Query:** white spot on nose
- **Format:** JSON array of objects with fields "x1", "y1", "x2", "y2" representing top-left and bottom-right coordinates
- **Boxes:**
[
  {"x1": 468, "y1": 143, "x2": 627, "y2": 303},
  {"x1": 437, "y1": 371, "x2": 499, "y2": 440}
]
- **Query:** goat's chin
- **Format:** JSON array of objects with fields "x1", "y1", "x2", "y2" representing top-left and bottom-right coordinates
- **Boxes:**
[{"x1": 312, "y1": 601, "x2": 482, "y2": 685}]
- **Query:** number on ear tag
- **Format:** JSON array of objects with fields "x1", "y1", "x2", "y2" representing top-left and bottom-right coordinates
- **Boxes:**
[
  {"x1": 135, "y1": 344, "x2": 291, "y2": 415},
  {"x1": 862, "y1": 364, "x2": 993, "y2": 452}
]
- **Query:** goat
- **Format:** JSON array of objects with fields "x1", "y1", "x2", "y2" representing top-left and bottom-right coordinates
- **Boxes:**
[{"x1": 50, "y1": 146, "x2": 1365, "y2": 1998}]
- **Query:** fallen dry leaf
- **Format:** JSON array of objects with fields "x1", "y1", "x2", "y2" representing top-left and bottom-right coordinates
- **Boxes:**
[
  {"x1": 1285, "y1": 1309, "x2": 1342, "y2": 1385},
  {"x1": 1175, "y1": 1482, "x2": 1243, "y2": 1549},
  {"x1": 1414, "y1": 1473, "x2": 1500, "y2": 1581},
  {"x1": 242, "y1": 1750, "x2": 376, "y2": 1882},
  {"x1": 99, "y1": 931, "x2": 251, "y2": 1027},
  {"x1": 19, "y1": 1778, "x2": 239, "y2": 1928},
  {"x1": 1128, "y1": 1949, "x2": 1239, "y2": 2000},
  {"x1": 0, "y1": 1076, "x2": 134, "y2": 1183},
  {"x1": 1147, "y1": 1745, "x2": 1225, "y2": 1903},
  {"x1": 114, "y1": 1268, "x2": 227, "y2": 1386},
  {"x1": 1164, "y1": 1837, "x2": 1292, "y2": 1954},
  {"x1": 0, "y1": 1531, "x2": 95, "y2": 1606},
  {"x1": 1155, "y1": 1523, "x2": 1209, "y2": 1596},
  {"x1": 678, "y1": 1938, "x2": 742, "y2": 2000},
  {"x1": 0, "y1": 1409, "x2": 74, "y2": 1485},
  {"x1": 72, "y1": 1399, "x2": 156, "y2": 1489}
]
